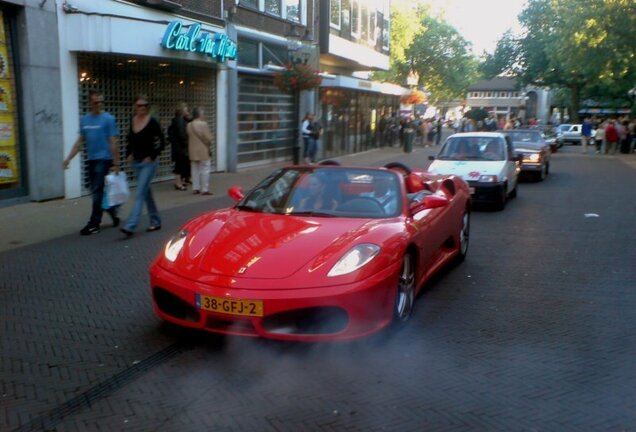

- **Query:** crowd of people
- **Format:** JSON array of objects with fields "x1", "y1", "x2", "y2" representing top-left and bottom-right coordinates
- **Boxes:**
[
  {"x1": 581, "y1": 116, "x2": 636, "y2": 155},
  {"x1": 63, "y1": 90, "x2": 215, "y2": 237}
]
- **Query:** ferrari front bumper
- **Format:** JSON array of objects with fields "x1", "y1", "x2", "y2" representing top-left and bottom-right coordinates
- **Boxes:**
[{"x1": 150, "y1": 262, "x2": 401, "y2": 342}]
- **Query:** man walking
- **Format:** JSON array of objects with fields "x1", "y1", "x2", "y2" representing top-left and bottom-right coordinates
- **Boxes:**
[
  {"x1": 581, "y1": 118, "x2": 593, "y2": 154},
  {"x1": 63, "y1": 90, "x2": 120, "y2": 235}
]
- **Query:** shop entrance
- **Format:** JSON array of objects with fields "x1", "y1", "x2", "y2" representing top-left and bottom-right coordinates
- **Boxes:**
[{"x1": 77, "y1": 54, "x2": 217, "y2": 193}]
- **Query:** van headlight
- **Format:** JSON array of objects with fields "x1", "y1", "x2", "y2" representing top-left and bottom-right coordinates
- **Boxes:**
[{"x1": 478, "y1": 175, "x2": 498, "y2": 183}]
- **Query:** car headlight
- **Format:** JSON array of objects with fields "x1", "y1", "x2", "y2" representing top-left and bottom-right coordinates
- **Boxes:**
[
  {"x1": 164, "y1": 230, "x2": 188, "y2": 262},
  {"x1": 328, "y1": 243, "x2": 380, "y2": 277},
  {"x1": 478, "y1": 175, "x2": 498, "y2": 183},
  {"x1": 524, "y1": 153, "x2": 541, "y2": 162}
]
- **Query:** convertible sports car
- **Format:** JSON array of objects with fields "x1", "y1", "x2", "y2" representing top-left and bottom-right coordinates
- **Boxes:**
[{"x1": 150, "y1": 163, "x2": 471, "y2": 341}]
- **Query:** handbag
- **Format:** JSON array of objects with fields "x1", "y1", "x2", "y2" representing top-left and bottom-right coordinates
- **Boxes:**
[{"x1": 104, "y1": 172, "x2": 130, "y2": 207}]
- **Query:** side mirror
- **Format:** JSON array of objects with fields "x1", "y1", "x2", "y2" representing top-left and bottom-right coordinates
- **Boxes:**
[
  {"x1": 228, "y1": 185, "x2": 244, "y2": 202},
  {"x1": 409, "y1": 194, "x2": 448, "y2": 214},
  {"x1": 428, "y1": 155, "x2": 435, "y2": 161}
]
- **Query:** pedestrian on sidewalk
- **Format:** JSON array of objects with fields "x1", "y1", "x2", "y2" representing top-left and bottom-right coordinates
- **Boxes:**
[
  {"x1": 301, "y1": 113, "x2": 316, "y2": 164},
  {"x1": 168, "y1": 102, "x2": 191, "y2": 191},
  {"x1": 63, "y1": 89, "x2": 120, "y2": 235},
  {"x1": 594, "y1": 120, "x2": 606, "y2": 154},
  {"x1": 604, "y1": 120, "x2": 619, "y2": 155},
  {"x1": 187, "y1": 107, "x2": 214, "y2": 195},
  {"x1": 120, "y1": 94, "x2": 165, "y2": 237},
  {"x1": 581, "y1": 118, "x2": 593, "y2": 154}
]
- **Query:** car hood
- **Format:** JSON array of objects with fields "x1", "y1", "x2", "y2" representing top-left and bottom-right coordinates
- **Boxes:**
[
  {"x1": 428, "y1": 160, "x2": 506, "y2": 182},
  {"x1": 179, "y1": 209, "x2": 395, "y2": 280}
]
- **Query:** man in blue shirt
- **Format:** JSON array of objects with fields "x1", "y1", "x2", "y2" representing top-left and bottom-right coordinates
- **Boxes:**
[
  {"x1": 63, "y1": 90, "x2": 120, "y2": 235},
  {"x1": 581, "y1": 118, "x2": 593, "y2": 154}
]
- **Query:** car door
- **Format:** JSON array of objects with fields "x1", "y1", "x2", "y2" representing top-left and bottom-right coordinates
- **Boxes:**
[{"x1": 504, "y1": 136, "x2": 518, "y2": 193}]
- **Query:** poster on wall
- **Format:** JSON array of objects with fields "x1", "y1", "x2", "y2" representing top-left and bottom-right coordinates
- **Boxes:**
[
  {"x1": 0, "y1": 79, "x2": 13, "y2": 112},
  {"x1": 0, "y1": 44, "x2": 10, "y2": 78},
  {"x1": 0, "y1": 10, "x2": 19, "y2": 186},
  {"x1": 0, "y1": 146, "x2": 16, "y2": 184}
]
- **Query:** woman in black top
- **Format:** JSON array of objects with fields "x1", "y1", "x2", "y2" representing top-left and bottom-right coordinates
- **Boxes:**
[{"x1": 120, "y1": 94, "x2": 165, "y2": 237}]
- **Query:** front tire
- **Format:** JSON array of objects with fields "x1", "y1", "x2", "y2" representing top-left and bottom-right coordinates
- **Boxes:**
[
  {"x1": 457, "y1": 211, "x2": 470, "y2": 262},
  {"x1": 393, "y1": 253, "x2": 416, "y2": 323}
]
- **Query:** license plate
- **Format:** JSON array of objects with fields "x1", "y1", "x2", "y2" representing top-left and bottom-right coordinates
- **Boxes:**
[
  {"x1": 196, "y1": 294, "x2": 264, "y2": 317},
  {"x1": 469, "y1": 187, "x2": 475, "y2": 195}
]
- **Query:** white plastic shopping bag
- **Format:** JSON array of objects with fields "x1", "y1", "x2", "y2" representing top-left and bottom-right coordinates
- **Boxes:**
[{"x1": 105, "y1": 172, "x2": 130, "y2": 207}]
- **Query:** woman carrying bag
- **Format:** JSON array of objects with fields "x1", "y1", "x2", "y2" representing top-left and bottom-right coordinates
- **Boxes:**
[{"x1": 120, "y1": 94, "x2": 165, "y2": 237}]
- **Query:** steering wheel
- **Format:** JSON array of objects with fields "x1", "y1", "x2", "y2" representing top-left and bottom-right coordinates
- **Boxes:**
[{"x1": 383, "y1": 162, "x2": 412, "y2": 176}]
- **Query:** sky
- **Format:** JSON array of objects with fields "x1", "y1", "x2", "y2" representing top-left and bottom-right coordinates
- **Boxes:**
[{"x1": 420, "y1": 0, "x2": 528, "y2": 55}]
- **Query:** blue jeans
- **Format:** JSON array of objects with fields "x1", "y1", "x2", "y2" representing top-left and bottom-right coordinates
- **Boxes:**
[
  {"x1": 88, "y1": 159, "x2": 113, "y2": 226},
  {"x1": 123, "y1": 160, "x2": 160, "y2": 231},
  {"x1": 303, "y1": 135, "x2": 317, "y2": 162}
]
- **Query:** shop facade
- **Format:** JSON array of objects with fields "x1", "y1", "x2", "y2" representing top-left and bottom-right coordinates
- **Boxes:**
[
  {"x1": 58, "y1": 0, "x2": 234, "y2": 198},
  {"x1": 319, "y1": 76, "x2": 401, "y2": 159},
  {"x1": 0, "y1": 0, "x2": 62, "y2": 205},
  {"x1": 235, "y1": 28, "x2": 299, "y2": 168}
]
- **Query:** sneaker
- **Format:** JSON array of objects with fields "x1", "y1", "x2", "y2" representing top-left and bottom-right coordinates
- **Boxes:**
[{"x1": 80, "y1": 224, "x2": 100, "y2": 235}]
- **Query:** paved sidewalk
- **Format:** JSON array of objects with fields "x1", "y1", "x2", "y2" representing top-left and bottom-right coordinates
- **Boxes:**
[{"x1": 0, "y1": 146, "x2": 423, "y2": 253}]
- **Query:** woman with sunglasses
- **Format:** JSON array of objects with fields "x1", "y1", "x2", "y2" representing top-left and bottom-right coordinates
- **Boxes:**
[{"x1": 120, "y1": 94, "x2": 165, "y2": 237}]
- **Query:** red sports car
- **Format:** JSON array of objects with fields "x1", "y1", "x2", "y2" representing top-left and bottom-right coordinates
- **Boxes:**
[{"x1": 150, "y1": 163, "x2": 471, "y2": 341}]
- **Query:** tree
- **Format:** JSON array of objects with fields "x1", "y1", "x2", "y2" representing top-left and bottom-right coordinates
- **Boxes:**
[
  {"x1": 373, "y1": 5, "x2": 478, "y2": 104},
  {"x1": 482, "y1": 0, "x2": 636, "y2": 121},
  {"x1": 406, "y1": 15, "x2": 479, "y2": 103}
]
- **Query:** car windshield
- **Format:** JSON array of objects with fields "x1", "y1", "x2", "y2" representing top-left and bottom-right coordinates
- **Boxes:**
[
  {"x1": 437, "y1": 136, "x2": 505, "y2": 161},
  {"x1": 238, "y1": 167, "x2": 403, "y2": 218},
  {"x1": 503, "y1": 131, "x2": 543, "y2": 144}
]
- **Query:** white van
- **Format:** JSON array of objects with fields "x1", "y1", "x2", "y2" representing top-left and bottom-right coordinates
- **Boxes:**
[{"x1": 428, "y1": 132, "x2": 521, "y2": 210}]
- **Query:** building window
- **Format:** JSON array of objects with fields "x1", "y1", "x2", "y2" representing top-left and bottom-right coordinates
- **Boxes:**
[
  {"x1": 369, "y1": 8, "x2": 376, "y2": 44},
  {"x1": 486, "y1": 92, "x2": 492, "y2": 97},
  {"x1": 381, "y1": 15, "x2": 389, "y2": 50},
  {"x1": 286, "y1": 0, "x2": 300, "y2": 22},
  {"x1": 330, "y1": 0, "x2": 341, "y2": 29},
  {"x1": 351, "y1": 0, "x2": 360, "y2": 39},
  {"x1": 341, "y1": 0, "x2": 351, "y2": 34},
  {"x1": 361, "y1": 3, "x2": 369, "y2": 40},
  {"x1": 241, "y1": 0, "x2": 258, "y2": 8},
  {"x1": 265, "y1": 0, "x2": 281, "y2": 16},
  {"x1": 237, "y1": 38, "x2": 260, "y2": 68},
  {"x1": 263, "y1": 42, "x2": 288, "y2": 66}
]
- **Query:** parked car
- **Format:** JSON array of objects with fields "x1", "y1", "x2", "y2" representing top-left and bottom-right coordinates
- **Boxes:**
[
  {"x1": 150, "y1": 163, "x2": 471, "y2": 341},
  {"x1": 555, "y1": 123, "x2": 596, "y2": 146},
  {"x1": 499, "y1": 129, "x2": 551, "y2": 181},
  {"x1": 428, "y1": 132, "x2": 520, "y2": 210}
]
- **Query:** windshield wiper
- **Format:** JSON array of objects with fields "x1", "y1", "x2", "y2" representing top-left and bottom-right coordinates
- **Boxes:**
[
  {"x1": 290, "y1": 211, "x2": 337, "y2": 217},
  {"x1": 235, "y1": 204, "x2": 258, "y2": 212}
]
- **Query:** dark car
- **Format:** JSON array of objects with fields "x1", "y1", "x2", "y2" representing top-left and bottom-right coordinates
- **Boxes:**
[{"x1": 499, "y1": 129, "x2": 551, "y2": 181}]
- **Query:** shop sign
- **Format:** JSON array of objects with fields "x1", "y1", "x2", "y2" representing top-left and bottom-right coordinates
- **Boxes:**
[{"x1": 161, "y1": 21, "x2": 237, "y2": 62}]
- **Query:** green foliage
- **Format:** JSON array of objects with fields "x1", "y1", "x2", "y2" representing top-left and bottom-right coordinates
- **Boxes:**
[
  {"x1": 373, "y1": 5, "x2": 478, "y2": 103},
  {"x1": 463, "y1": 107, "x2": 489, "y2": 122},
  {"x1": 484, "y1": 0, "x2": 636, "y2": 120}
]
